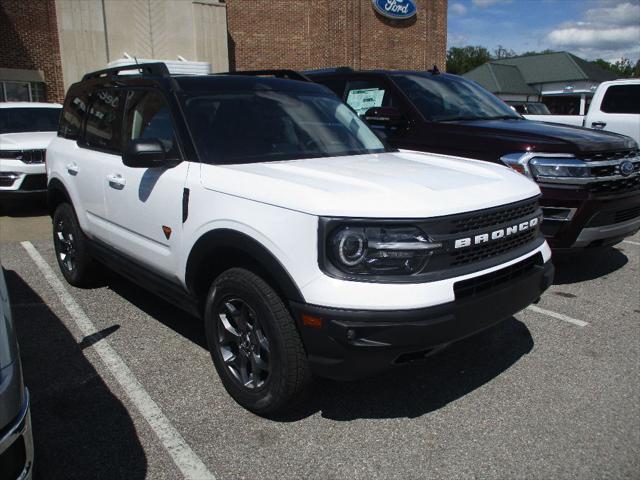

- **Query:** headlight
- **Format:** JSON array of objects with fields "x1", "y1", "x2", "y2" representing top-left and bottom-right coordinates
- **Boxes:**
[
  {"x1": 500, "y1": 153, "x2": 590, "y2": 182},
  {"x1": 328, "y1": 225, "x2": 441, "y2": 276},
  {"x1": 529, "y1": 158, "x2": 590, "y2": 178}
]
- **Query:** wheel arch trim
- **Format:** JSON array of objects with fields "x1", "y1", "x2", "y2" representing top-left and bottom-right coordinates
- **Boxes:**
[{"x1": 185, "y1": 229, "x2": 305, "y2": 304}]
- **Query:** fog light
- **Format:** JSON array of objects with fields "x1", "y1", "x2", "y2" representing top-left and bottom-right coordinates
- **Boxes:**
[
  {"x1": 0, "y1": 172, "x2": 21, "y2": 187},
  {"x1": 541, "y1": 207, "x2": 576, "y2": 222}
]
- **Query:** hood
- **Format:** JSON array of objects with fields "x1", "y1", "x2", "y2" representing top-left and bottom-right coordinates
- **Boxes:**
[
  {"x1": 200, "y1": 151, "x2": 540, "y2": 218},
  {"x1": 0, "y1": 131, "x2": 57, "y2": 150},
  {"x1": 442, "y1": 118, "x2": 636, "y2": 154}
]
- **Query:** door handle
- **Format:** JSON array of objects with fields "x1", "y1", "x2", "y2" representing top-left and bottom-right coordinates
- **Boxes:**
[
  {"x1": 591, "y1": 121, "x2": 606, "y2": 129},
  {"x1": 106, "y1": 173, "x2": 126, "y2": 189},
  {"x1": 66, "y1": 163, "x2": 79, "y2": 175}
]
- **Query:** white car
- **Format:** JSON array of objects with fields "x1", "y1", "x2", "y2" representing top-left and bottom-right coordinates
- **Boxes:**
[
  {"x1": 47, "y1": 64, "x2": 554, "y2": 415},
  {"x1": 525, "y1": 79, "x2": 640, "y2": 143},
  {"x1": 0, "y1": 102, "x2": 62, "y2": 202}
]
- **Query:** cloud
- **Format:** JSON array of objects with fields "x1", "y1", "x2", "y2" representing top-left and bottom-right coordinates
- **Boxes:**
[
  {"x1": 546, "y1": 1, "x2": 640, "y2": 60},
  {"x1": 548, "y1": 26, "x2": 640, "y2": 50},
  {"x1": 450, "y1": 3, "x2": 468, "y2": 15},
  {"x1": 584, "y1": 1, "x2": 640, "y2": 25}
]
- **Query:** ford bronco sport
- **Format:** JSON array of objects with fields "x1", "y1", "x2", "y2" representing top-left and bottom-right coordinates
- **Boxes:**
[{"x1": 47, "y1": 64, "x2": 553, "y2": 414}]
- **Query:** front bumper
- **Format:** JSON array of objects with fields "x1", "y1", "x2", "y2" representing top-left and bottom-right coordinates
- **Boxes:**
[
  {"x1": 0, "y1": 159, "x2": 46, "y2": 200},
  {"x1": 292, "y1": 256, "x2": 554, "y2": 380},
  {"x1": 0, "y1": 390, "x2": 33, "y2": 480},
  {"x1": 539, "y1": 184, "x2": 640, "y2": 249}
]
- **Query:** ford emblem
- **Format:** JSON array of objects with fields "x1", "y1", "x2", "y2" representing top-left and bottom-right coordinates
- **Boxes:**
[
  {"x1": 372, "y1": 0, "x2": 417, "y2": 20},
  {"x1": 620, "y1": 160, "x2": 635, "y2": 176}
]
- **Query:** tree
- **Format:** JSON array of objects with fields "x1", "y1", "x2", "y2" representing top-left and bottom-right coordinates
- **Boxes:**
[
  {"x1": 446, "y1": 46, "x2": 492, "y2": 75},
  {"x1": 493, "y1": 45, "x2": 516, "y2": 60},
  {"x1": 591, "y1": 57, "x2": 638, "y2": 78}
]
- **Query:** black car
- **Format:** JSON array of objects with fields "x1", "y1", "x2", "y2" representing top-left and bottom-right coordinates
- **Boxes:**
[
  {"x1": 306, "y1": 68, "x2": 640, "y2": 250},
  {"x1": 0, "y1": 267, "x2": 33, "y2": 479}
]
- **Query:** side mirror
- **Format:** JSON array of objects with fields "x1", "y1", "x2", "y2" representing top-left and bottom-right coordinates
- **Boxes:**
[
  {"x1": 123, "y1": 138, "x2": 168, "y2": 168},
  {"x1": 363, "y1": 106, "x2": 404, "y2": 127}
]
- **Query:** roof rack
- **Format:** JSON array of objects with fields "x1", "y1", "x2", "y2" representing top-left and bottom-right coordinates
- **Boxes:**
[
  {"x1": 218, "y1": 70, "x2": 311, "y2": 82},
  {"x1": 82, "y1": 62, "x2": 171, "y2": 82}
]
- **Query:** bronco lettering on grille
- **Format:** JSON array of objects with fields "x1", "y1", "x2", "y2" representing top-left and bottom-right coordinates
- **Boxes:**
[{"x1": 454, "y1": 217, "x2": 539, "y2": 249}]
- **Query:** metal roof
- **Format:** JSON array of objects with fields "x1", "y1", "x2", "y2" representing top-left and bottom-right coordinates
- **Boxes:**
[
  {"x1": 490, "y1": 51, "x2": 618, "y2": 84},
  {"x1": 463, "y1": 63, "x2": 538, "y2": 95}
]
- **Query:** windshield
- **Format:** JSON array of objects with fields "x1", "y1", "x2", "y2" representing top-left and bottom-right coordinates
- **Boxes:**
[
  {"x1": 0, "y1": 107, "x2": 61, "y2": 133},
  {"x1": 183, "y1": 91, "x2": 388, "y2": 165},
  {"x1": 392, "y1": 74, "x2": 521, "y2": 122},
  {"x1": 527, "y1": 103, "x2": 551, "y2": 115}
]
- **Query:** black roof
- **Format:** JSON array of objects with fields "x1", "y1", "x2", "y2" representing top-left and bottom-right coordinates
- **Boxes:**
[
  {"x1": 76, "y1": 63, "x2": 330, "y2": 95},
  {"x1": 306, "y1": 69, "x2": 459, "y2": 80},
  {"x1": 174, "y1": 75, "x2": 329, "y2": 94}
]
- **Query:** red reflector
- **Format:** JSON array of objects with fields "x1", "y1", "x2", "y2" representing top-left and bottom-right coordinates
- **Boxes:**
[
  {"x1": 508, "y1": 164, "x2": 526, "y2": 174},
  {"x1": 302, "y1": 314, "x2": 323, "y2": 328}
]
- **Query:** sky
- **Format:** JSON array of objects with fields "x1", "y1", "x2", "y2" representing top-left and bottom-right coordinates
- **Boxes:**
[{"x1": 447, "y1": 0, "x2": 640, "y2": 62}]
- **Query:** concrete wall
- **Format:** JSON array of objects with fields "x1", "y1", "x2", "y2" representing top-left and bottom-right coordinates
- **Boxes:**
[{"x1": 55, "y1": 0, "x2": 228, "y2": 90}]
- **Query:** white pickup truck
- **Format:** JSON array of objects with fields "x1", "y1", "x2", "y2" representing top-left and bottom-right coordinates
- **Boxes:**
[{"x1": 525, "y1": 79, "x2": 640, "y2": 143}]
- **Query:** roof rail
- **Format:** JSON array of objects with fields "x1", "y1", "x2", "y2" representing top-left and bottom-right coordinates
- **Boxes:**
[
  {"x1": 218, "y1": 70, "x2": 311, "y2": 82},
  {"x1": 82, "y1": 62, "x2": 171, "y2": 81}
]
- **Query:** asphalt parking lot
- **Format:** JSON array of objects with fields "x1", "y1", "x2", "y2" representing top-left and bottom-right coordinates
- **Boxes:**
[{"x1": 1, "y1": 203, "x2": 639, "y2": 480}]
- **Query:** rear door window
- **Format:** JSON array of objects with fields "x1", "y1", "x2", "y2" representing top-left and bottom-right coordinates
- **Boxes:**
[
  {"x1": 83, "y1": 89, "x2": 124, "y2": 153},
  {"x1": 601, "y1": 85, "x2": 640, "y2": 114},
  {"x1": 59, "y1": 91, "x2": 88, "y2": 140},
  {"x1": 344, "y1": 80, "x2": 396, "y2": 116}
]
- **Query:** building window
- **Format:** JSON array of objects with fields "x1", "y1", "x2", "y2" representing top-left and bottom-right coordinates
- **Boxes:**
[{"x1": 0, "y1": 81, "x2": 47, "y2": 102}]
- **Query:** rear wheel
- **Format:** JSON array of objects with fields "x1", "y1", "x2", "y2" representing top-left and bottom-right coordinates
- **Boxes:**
[
  {"x1": 52, "y1": 203, "x2": 97, "y2": 287},
  {"x1": 204, "y1": 268, "x2": 311, "y2": 415}
]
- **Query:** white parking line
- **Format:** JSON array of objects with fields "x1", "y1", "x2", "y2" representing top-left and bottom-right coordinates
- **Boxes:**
[
  {"x1": 623, "y1": 240, "x2": 640, "y2": 246},
  {"x1": 21, "y1": 241, "x2": 216, "y2": 480},
  {"x1": 526, "y1": 304, "x2": 589, "y2": 327}
]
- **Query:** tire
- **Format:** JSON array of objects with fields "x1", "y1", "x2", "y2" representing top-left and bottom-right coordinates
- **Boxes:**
[
  {"x1": 52, "y1": 203, "x2": 97, "y2": 287},
  {"x1": 204, "y1": 268, "x2": 311, "y2": 415}
]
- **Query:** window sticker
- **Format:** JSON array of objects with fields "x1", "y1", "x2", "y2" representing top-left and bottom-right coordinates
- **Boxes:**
[{"x1": 346, "y1": 88, "x2": 385, "y2": 116}]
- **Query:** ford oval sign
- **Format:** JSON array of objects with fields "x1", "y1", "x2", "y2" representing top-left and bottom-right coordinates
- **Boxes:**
[{"x1": 372, "y1": 0, "x2": 417, "y2": 20}]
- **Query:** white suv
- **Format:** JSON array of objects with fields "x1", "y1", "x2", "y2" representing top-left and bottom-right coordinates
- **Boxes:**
[
  {"x1": 46, "y1": 64, "x2": 554, "y2": 415},
  {"x1": 0, "y1": 102, "x2": 61, "y2": 203}
]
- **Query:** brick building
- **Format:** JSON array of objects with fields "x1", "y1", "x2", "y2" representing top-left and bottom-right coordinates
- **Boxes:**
[
  {"x1": 0, "y1": 0, "x2": 447, "y2": 104},
  {"x1": 227, "y1": 0, "x2": 448, "y2": 72},
  {"x1": 0, "y1": 0, "x2": 65, "y2": 103}
]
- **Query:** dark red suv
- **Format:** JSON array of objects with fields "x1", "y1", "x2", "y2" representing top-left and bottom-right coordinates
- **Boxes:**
[{"x1": 307, "y1": 68, "x2": 640, "y2": 249}]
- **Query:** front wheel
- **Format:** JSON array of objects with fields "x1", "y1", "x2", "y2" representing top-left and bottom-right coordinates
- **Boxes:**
[
  {"x1": 204, "y1": 268, "x2": 311, "y2": 415},
  {"x1": 52, "y1": 203, "x2": 97, "y2": 287}
]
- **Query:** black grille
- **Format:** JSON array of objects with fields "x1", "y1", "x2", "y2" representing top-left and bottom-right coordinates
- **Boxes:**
[
  {"x1": 450, "y1": 229, "x2": 538, "y2": 266},
  {"x1": 615, "y1": 205, "x2": 640, "y2": 223},
  {"x1": 20, "y1": 149, "x2": 46, "y2": 164},
  {"x1": 419, "y1": 196, "x2": 543, "y2": 275},
  {"x1": 20, "y1": 174, "x2": 47, "y2": 191},
  {"x1": 454, "y1": 253, "x2": 543, "y2": 300},
  {"x1": 590, "y1": 162, "x2": 640, "y2": 177},
  {"x1": 449, "y1": 198, "x2": 539, "y2": 234},
  {"x1": 576, "y1": 149, "x2": 639, "y2": 162},
  {"x1": 0, "y1": 175, "x2": 17, "y2": 187},
  {"x1": 588, "y1": 175, "x2": 640, "y2": 195},
  {"x1": 587, "y1": 205, "x2": 640, "y2": 227},
  {"x1": 0, "y1": 149, "x2": 46, "y2": 163}
]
